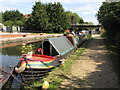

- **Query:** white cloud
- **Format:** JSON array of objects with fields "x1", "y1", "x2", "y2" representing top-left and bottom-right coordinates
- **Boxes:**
[
  {"x1": 0, "y1": 0, "x2": 35, "y2": 2},
  {"x1": 0, "y1": 0, "x2": 106, "y2": 4},
  {"x1": 82, "y1": 11, "x2": 97, "y2": 15},
  {"x1": 0, "y1": 3, "x2": 17, "y2": 12},
  {"x1": 63, "y1": 6, "x2": 69, "y2": 11},
  {"x1": 83, "y1": 16, "x2": 99, "y2": 24},
  {"x1": 42, "y1": 0, "x2": 106, "y2": 4},
  {"x1": 71, "y1": 5, "x2": 95, "y2": 12},
  {"x1": 0, "y1": 8, "x2": 17, "y2": 12},
  {"x1": 0, "y1": 0, "x2": 104, "y2": 4},
  {"x1": 0, "y1": 0, "x2": 34, "y2": 13}
]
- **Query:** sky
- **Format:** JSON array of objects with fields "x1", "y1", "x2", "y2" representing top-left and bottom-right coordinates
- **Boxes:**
[{"x1": 0, "y1": 0, "x2": 106, "y2": 24}]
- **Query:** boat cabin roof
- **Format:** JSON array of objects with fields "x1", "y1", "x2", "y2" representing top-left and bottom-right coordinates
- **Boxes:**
[{"x1": 37, "y1": 36, "x2": 74, "y2": 57}]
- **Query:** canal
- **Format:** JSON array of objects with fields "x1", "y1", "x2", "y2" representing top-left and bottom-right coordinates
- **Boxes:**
[{"x1": 1, "y1": 40, "x2": 42, "y2": 88}]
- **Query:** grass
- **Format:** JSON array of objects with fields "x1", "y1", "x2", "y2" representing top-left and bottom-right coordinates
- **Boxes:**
[{"x1": 23, "y1": 36, "x2": 93, "y2": 89}]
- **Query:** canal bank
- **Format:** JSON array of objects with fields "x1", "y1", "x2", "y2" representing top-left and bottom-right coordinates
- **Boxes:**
[{"x1": 0, "y1": 33, "x2": 62, "y2": 47}]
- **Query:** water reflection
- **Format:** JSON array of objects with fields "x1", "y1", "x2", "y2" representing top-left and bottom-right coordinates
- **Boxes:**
[
  {"x1": 1, "y1": 45, "x2": 22, "y2": 56},
  {"x1": 1, "y1": 40, "x2": 41, "y2": 88}
]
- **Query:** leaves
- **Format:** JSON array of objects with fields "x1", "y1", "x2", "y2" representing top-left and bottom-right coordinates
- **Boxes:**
[
  {"x1": 2, "y1": 10, "x2": 25, "y2": 26},
  {"x1": 26, "y1": 2, "x2": 49, "y2": 32},
  {"x1": 21, "y1": 44, "x2": 35, "y2": 54},
  {"x1": 65, "y1": 11, "x2": 84, "y2": 25},
  {"x1": 46, "y1": 2, "x2": 69, "y2": 33},
  {"x1": 26, "y1": 2, "x2": 70, "y2": 33},
  {"x1": 97, "y1": 1, "x2": 120, "y2": 40}
]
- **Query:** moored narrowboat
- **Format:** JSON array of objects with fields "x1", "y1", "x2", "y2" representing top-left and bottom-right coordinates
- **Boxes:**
[
  {"x1": 66, "y1": 34, "x2": 87, "y2": 47},
  {"x1": 15, "y1": 36, "x2": 75, "y2": 82}
]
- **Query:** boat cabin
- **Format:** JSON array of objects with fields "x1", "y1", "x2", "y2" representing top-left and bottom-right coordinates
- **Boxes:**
[{"x1": 35, "y1": 36, "x2": 74, "y2": 58}]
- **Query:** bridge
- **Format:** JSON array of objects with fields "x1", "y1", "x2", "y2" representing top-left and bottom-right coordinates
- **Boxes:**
[{"x1": 71, "y1": 24, "x2": 101, "y2": 28}]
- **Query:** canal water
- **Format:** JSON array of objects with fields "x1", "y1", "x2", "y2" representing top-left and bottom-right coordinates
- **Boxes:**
[{"x1": 1, "y1": 41, "x2": 41, "y2": 88}]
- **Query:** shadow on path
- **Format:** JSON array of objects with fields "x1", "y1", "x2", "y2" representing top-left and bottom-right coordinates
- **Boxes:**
[{"x1": 60, "y1": 35, "x2": 119, "y2": 89}]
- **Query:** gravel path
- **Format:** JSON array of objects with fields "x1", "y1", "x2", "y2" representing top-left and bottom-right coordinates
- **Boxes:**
[{"x1": 61, "y1": 34, "x2": 119, "y2": 88}]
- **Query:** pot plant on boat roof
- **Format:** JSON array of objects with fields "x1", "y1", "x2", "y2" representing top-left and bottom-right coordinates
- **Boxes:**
[{"x1": 21, "y1": 43, "x2": 35, "y2": 58}]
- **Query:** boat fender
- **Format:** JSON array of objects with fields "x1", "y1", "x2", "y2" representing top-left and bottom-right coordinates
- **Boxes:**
[
  {"x1": 42, "y1": 81, "x2": 49, "y2": 90},
  {"x1": 61, "y1": 61, "x2": 65, "y2": 67},
  {"x1": 59, "y1": 59, "x2": 65, "y2": 67},
  {"x1": 15, "y1": 66, "x2": 26, "y2": 73}
]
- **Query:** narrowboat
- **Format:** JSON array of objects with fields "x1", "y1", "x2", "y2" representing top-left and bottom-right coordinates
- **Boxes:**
[
  {"x1": 15, "y1": 36, "x2": 75, "y2": 82},
  {"x1": 66, "y1": 34, "x2": 87, "y2": 47}
]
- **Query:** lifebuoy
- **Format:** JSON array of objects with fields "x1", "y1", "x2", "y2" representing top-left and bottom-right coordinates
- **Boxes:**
[{"x1": 37, "y1": 48, "x2": 43, "y2": 55}]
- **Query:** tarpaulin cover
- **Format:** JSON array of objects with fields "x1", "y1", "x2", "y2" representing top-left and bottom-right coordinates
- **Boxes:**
[
  {"x1": 48, "y1": 36, "x2": 74, "y2": 55},
  {"x1": 42, "y1": 36, "x2": 74, "y2": 56}
]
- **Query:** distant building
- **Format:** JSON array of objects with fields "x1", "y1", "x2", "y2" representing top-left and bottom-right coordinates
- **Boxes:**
[
  {"x1": 23, "y1": 14, "x2": 30, "y2": 18},
  {"x1": 106, "y1": 0, "x2": 120, "y2": 2}
]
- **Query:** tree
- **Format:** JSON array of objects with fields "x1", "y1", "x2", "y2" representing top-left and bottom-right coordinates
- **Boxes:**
[
  {"x1": 79, "y1": 19, "x2": 84, "y2": 24},
  {"x1": 84, "y1": 22, "x2": 94, "y2": 24},
  {"x1": 16, "y1": 21, "x2": 24, "y2": 26},
  {"x1": 3, "y1": 10, "x2": 24, "y2": 26},
  {"x1": 25, "y1": 1, "x2": 84, "y2": 33},
  {"x1": 65, "y1": 11, "x2": 84, "y2": 25},
  {"x1": 3, "y1": 20, "x2": 13, "y2": 26},
  {"x1": 97, "y1": 2, "x2": 120, "y2": 40},
  {"x1": 46, "y1": 2, "x2": 69, "y2": 33},
  {"x1": 0, "y1": 12, "x2": 3, "y2": 23},
  {"x1": 3, "y1": 10, "x2": 24, "y2": 22},
  {"x1": 97, "y1": 1, "x2": 120, "y2": 68},
  {"x1": 26, "y1": 2, "x2": 49, "y2": 32}
]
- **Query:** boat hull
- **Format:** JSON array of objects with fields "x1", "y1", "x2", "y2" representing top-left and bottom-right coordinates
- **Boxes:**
[{"x1": 16, "y1": 54, "x2": 60, "y2": 82}]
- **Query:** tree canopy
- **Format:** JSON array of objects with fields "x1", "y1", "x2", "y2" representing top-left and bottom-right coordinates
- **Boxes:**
[
  {"x1": 2, "y1": 10, "x2": 25, "y2": 26},
  {"x1": 26, "y1": 2, "x2": 70, "y2": 33},
  {"x1": 0, "y1": 12, "x2": 3, "y2": 23},
  {"x1": 65, "y1": 11, "x2": 84, "y2": 25},
  {"x1": 97, "y1": 1, "x2": 120, "y2": 63},
  {"x1": 26, "y1": 1, "x2": 85, "y2": 33},
  {"x1": 46, "y1": 2, "x2": 69, "y2": 33},
  {"x1": 97, "y1": 1, "x2": 120, "y2": 40},
  {"x1": 26, "y1": 2, "x2": 49, "y2": 32}
]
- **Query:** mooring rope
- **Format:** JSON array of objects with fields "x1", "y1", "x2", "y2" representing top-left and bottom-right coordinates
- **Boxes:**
[
  {"x1": 23, "y1": 57, "x2": 51, "y2": 81},
  {"x1": 0, "y1": 67, "x2": 28, "y2": 86},
  {"x1": 0, "y1": 67, "x2": 47, "y2": 89}
]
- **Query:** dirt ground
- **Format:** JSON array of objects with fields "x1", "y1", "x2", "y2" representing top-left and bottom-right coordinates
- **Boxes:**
[{"x1": 61, "y1": 34, "x2": 119, "y2": 88}]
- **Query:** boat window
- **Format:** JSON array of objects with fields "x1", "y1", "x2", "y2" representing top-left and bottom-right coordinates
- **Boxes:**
[
  {"x1": 43, "y1": 41, "x2": 59, "y2": 56},
  {"x1": 43, "y1": 41, "x2": 50, "y2": 56},
  {"x1": 35, "y1": 41, "x2": 59, "y2": 56}
]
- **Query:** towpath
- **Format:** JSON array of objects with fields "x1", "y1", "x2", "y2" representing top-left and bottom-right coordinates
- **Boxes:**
[{"x1": 61, "y1": 34, "x2": 119, "y2": 88}]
